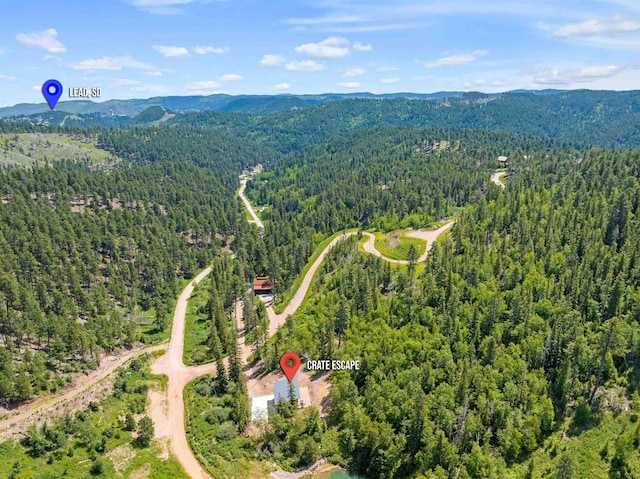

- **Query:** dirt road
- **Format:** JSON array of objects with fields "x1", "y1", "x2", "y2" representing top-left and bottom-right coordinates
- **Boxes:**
[
  {"x1": 239, "y1": 179, "x2": 264, "y2": 229},
  {"x1": 361, "y1": 223, "x2": 454, "y2": 265},
  {"x1": 2, "y1": 171, "x2": 496, "y2": 477},
  {"x1": 0, "y1": 343, "x2": 166, "y2": 442},
  {"x1": 150, "y1": 267, "x2": 215, "y2": 479},
  {"x1": 1, "y1": 175, "x2": 461, "y2": 476},
  {"x1": 490, "y1": 171, "x2": 507, "y2": 189},
  {"x1": 149, "y1": 179, "x2": 460, "y2": 478}
]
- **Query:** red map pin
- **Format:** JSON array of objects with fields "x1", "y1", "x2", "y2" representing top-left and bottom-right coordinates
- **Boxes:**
[{"x1": 280, "y1": 352, "x2": 301, "y2": 382}]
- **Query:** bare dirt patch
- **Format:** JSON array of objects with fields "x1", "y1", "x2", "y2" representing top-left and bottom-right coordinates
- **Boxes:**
[
  {"x1": 386, "y1": 231, "x2": 401, "y2": 249},
  {"x1": 130, "y1": 463, "x2": 152, "y2": 479},
  {"x1": 0, "y1": 344, "x2": 165, "y2": 441},
  {"x1": 148, "y1": 389, "x2": 170, "y2": 438},
  {"x1": 107, "y1": 444, "x2": 136, "y2": 471}
]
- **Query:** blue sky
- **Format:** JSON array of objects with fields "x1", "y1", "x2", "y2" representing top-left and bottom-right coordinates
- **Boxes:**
[{"x1": 0, "y1": 0, "x2": 639, "y2": 106}]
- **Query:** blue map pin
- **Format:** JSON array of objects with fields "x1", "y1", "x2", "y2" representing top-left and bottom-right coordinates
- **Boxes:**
[{"x1": 42, "y1": 79, "x2": 63, "y2": 110}]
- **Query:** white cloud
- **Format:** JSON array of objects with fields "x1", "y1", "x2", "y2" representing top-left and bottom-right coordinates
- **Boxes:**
[
  {"x1": 380, "y1": 77, "x2": 399, "y2": 84},
  {"x1": 153, "y1": 45, "x2": 190, "y2": 57},
  {"x1": 376, "y1": 66, "x2": 397, "y2": 72},
  {"x1": 185, "y1": 80, "x2": 222, "y2": 94},
  {"x1": 338, "y1": 81, "x2": 361, "y2": 88},
  {"x1": 353, "y1": 42, "x2": 373, "y2": 51},
  {"x1": 533, "y1": 65, "x2": 622, "y2": 85},
  {"x1": 129, "y1": 0, "x2": 205, "y2": 15},
  {"x1": 424, "y1": 50, "x2": 487, "y2": 67},
  {"x1": 295, "y1": 37, "x2": 350, "y2": 58},
  {"x1": 317, "y1": 23, "x2": 423, "y2": 33},
  {"x1": 113, "y1": 78, "x2": 152, "y2": 93},
  {"x1": 462, "y1": 79, "x2": 508, "y2": 89},
  {"x1": 283, "y1": 14, "x2": 367, "y2": 26},
  {"x1": 143, "y1": 71, "x2": 163, "y2": 76},
  {"x1": 284, "y1": 2, "x2": 584, "y2": 30},
  {"x1": 69, "y1": 56, "x2": 153, "y2": 71},
  {"x1": 97, "y1": 79, "x2": 158, "y2": 94},
  {"x1": 220, "y1": 74, "x2": 243, "y2": 82},
  {"x1": 553, "y1": 17, "x2": 640, "y2": 38},
  {"x1": 193, "y1": 45, "x2": 229, "y2": 54},
  {"x1": 273, "y1": 82, "x2": 291, "y2": 91},
  {"x1": 0, "y1": 74, "x2": 16, "y2": 81},
  {"x1": 16, "y1": 29, "x2": 66, "y2": 53},
  {"x1": 344, "y1": 67, "x2": 366, "y2": 77},
  {"x1": 286, "y1": 60, "x2": 325, "y2": 72},
  {"x1": 260, "y1": 54, "x2": 286, "y2": 66},
  {"x1": 283, "y1": 13, "x2": 422, "y2": 33}
]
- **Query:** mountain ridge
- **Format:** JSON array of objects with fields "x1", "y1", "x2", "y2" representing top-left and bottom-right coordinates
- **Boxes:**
[{"x1": 0, "y1": 90, "x2": 572, "y2": 118}]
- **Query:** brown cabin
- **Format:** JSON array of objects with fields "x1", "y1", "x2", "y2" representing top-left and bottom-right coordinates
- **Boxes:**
[{"x1": 253, "y1": 276, "x2": 273, "y2": 294}]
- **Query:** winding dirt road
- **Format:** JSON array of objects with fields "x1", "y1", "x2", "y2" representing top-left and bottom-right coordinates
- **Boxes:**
[
  {"x1": 361, "y1": 224, "x2": 454, "y2": 265},
  {"x1": 149, "y1": 178, "x2": 461, "y2": 478},
  {"x1": 1, "y1": 170, "x2": 504, "y2": 478},
  {"x1": 1, "y1": 174, "x2": 470, "y2": 476},
  {"x1": 0, "y1": 175, "x2": 470, "y2": 479}
]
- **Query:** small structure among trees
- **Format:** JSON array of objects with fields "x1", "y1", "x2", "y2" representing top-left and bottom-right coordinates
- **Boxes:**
[{"x1": 252, "y1": 276, "x2": 273, "y2": 294}]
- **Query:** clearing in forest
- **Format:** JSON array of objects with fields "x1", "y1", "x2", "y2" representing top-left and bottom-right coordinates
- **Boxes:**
[
  {"x1": 372, "y1": 229, "x2": 428, "y2": 261},
  {"x1": 0, "y1": 133, "x2": 120, "y2": 167}
]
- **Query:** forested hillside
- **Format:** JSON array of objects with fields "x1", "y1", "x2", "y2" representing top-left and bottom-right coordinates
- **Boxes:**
[
  {"x1": 240, "y1": 127, "x2": 578, "y2": 299},
  {"x1": 0, "y1": 92, "x2": 464, "y2": 118},
  {"x1": 171, "y1": 91, "x2": 640, "y2": 151},
  {"x1": 6, "y1": 90, "x2": 640, "y2": 150},
  {"x1": 0, "y1": 126, "x2": 273, "y2": 404},
  {"x1": 260, "y1": 146, "x2": 640, "y2": 477},
  {"x1": 0, "y1": 91, "x2": 639, "y2": 478}
]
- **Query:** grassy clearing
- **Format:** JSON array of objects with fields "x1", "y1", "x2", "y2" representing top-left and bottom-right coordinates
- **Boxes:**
[
  {"x1": 275, "y1": 226, "x2": 438, "y2": 314},
  {"x1": 0, "y1": 356, "x2": 188, "y2": 479},
  {"x1": 272, "y1": 229, "x2": 358, "y2": 314},
  {"x1": 182, "y1": 279, "x2": 213, "y2": 366},
  {"x1": 243, "y1": 208, "x2": 255, "y2": 222},
  {"x1": 372, "y1": 230, "x2": 427, "y2": 261},
  {"x1": 0, "y1": 133, "x2": 120, "y2": 167}
]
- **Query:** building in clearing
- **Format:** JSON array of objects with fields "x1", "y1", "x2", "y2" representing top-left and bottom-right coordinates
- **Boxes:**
[
  {"x1": 271, "y1": 377, "x2": 301, "y2": 408},
  {"x1": 250, "y1": 377, "x2": 311, "y2": 420},
  {"x1": 252, "y1": 276, "x2": 273, "y2": 294},
  {"x1": 497, "y1": 156, "x2": 509, "y2": 165}
]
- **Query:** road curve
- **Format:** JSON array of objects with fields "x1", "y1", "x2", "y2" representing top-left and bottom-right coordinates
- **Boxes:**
[
  {"x1": 490, "y1": 171, "x2": 507, "y2": 189},
  {"x1": 152, "y1": 179, "x2": 458, "y2": 479},
  {"x1": 4, "y1": 173, "x2": 497, "y2": 477},
  {"x1": 361, "y1": 224, "x2": 454, "y2": 265}
]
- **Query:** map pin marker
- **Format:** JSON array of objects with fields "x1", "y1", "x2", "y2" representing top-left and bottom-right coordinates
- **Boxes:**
[
  {"x1": 280, "y1": 352, "x2": 301, "y2": 382},
  {"x1": 42, "y1": 79, "x2": 63, "y2": 110}
]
